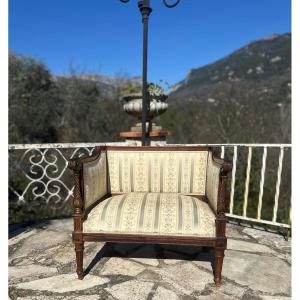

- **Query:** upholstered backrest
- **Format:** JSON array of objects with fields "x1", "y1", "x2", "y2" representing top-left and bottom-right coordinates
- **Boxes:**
[
  {"x1": 83, "y1": 151, "x2": 107, "y2": 209},
  {"x1": 106, "y1": 148, "x2": 208, "y2": 194}
]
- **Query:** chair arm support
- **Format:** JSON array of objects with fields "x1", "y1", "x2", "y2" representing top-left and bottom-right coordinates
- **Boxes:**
[
  {"x1": 68, "y1": 153, "x2": 102, "y2": 210},
  {"x1": 69, "y1": 150, "x2": 108, "y2": 213},
  {"x1": 68, "y1": 145, "x2": 106, "y2": 170},
  {"x1": 211, "y1": 153, "x2": 232, "y2": 175},
  {"x1": 68, "y1": 150, "x2": 107, "y2": 233},
  {"x1": 68, "y1": 153, "x2": 102, "y2": 169},
  {"x1": 206, "y1": 151, "x2": 232, "y2": 215}
]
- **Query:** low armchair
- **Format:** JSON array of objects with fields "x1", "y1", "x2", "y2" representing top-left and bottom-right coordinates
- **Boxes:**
[{"x1": 68, "y1": 146, "x2": 232, "y2": 286}]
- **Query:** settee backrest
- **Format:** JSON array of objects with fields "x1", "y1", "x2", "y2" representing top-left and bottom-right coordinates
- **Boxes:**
[{"x1": 106, "y1": 147, "x2": 209, "y2": 195}]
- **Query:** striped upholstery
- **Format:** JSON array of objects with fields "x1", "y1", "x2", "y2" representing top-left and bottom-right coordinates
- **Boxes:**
[
  {"x1": 107, "y1": 150, "x2": 208, "y2": 194},
  {"x1": 83, "y1": 152, "x2": 107, "y2": 209},
  {"x1": 206, "y1": 152, "x2": 220, "y2": 214},
  {"x1": 83, "y1": 193, "x2": 216, "y2": 237}
]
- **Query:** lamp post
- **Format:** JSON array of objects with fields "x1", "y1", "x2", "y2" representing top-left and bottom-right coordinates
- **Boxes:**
[{"x1": 119, "y1": 0, "x2": 181, "y2": 146}]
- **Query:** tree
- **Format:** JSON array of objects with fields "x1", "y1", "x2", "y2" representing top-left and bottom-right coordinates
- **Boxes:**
[{"x1": 9, "y1": 53, "x2": 62, "y2": 143}]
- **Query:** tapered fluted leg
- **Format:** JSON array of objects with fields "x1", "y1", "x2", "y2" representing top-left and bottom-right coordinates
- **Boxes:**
[
  {"x1": 214, "y1": 248, "x2": 225, "y2": 287},
  {"x1": 75, "y1": 242, "x2": 84, "y2": 279}
]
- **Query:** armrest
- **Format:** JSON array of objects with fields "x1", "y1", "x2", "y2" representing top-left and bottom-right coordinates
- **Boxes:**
[
  {"x1": 69, "y1": 153, "x2": 101, "y2": 167},
  {"x1": 68, "y1": 145, "x2": 106, "y2": 170},
  {"x1": 68, "y1": 150, "x2": 108, "y2": 215},
  {"x1": 206, "y1": 151, "x2": 232, "y2": 215},
  {"x1": 210, "y1": 155, "x2": 232, "y2": 175}
]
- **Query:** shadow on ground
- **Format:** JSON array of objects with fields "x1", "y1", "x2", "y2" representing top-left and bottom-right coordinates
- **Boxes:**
[{"x1": 85, "y1": 243, "x2": 215, "y2": 277}]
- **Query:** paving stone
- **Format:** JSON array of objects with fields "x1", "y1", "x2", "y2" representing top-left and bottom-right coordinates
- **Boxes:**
[
  {"x1": 137, "y1": 269, "x2": 162, "y2": 282},
  {"x1": 84, "y1": 241, "x2": 106, "y2": 262},
  {"x1": 10, "y1": 257, "x2": 34, "y2": 266},
  {"x1": 101, "y1": 257, "x2": 146, "y2": 276},
  {"x1": 195, "y1": 293, "x2": 239, "y2": 300},
  {"x1": 222, "y1": 250, "x2": 291, "y2": 294},
  {"x1": 11, "y1": 230, "x2": 70, "y2": 260},
  {"x1": 34, "y1": 244, "x2": 75, "y2": 265},
  {"x1": 9, "y1": 229, "x2": 37, "y2": 246},
  {"x1": 192, "y1": 260, "x2": 212, "y2": 270},
  {"x1": 227, "y1": 238, "x2": 275, "y2": 254},
  {"x1": 51, "y1": 244, "x2": 75, "y2": 264},
  {"x1": 105, "y1": 279, "x2": 154, "y2": 300},
  {"x1": 16, "y1": 274, "x2": 109, "y2": 293},
  {"x1": 163, "y1": 259, "x2": 181, "y2": 265},
  {"x1": 187, "y1": 249, "x2": 214, "y2": 272},
  {"x1": 211, "y1": 281, "x2": 246, "y2": 298},
  {"x1": 243, "y1": 227, "x2": 291, "y2": 253},
  {"x1": 260, "y1": 296, "x2": 291, "y2": 300},
  {"x1": 9, "y1": 264, "x2": 57, "y2": 282},
  {"x1": 226, "y1": 223, "x2": 251, "y2": 240},
  {"x1": 274, "y1": 252, "x2": 291, "y2": 265},
  {"x1": 17, "y1": 296, "x2": 100, "y2": 300},
  {"x1": 43, "y1": 218, "x2": 73, "y2": 232},
  {"x1": 131, "y1": 257, "x2": 160, "y2": 266},
  {"x1": 150, "y1": 262, "x2": 212, "y2": 295},
  {"x1": 153, "y1": 286, "x2": 180, "y2": 300}
]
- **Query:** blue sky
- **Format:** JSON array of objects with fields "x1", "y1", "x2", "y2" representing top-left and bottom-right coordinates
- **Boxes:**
[{"x1": 9, "y1": 0, "x2": 291, "y2": 84}]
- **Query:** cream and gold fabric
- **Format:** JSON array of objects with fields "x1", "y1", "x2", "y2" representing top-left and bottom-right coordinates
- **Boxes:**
[
  {"x1": 83, "y1": 192, "x2": 216, "y2": 237},
  {"x1": 83, "y1": 152, "x2": 107, "y2": 209},
  {"x1": 206, "y1": 152, "x2": 220, "y2": 214},
  {"x1": 107, "y1": 150, "x2": 208, "y2": 194}
]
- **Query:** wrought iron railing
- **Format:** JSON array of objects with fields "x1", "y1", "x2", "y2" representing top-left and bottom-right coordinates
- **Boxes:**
[{"x1": 9, "y1": 143, "x2": 291, "y2": 230}]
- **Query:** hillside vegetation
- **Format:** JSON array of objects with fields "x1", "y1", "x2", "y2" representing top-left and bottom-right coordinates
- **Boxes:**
[{"x1": 9, "y1": 33, "x2": 291, "y2": 144}]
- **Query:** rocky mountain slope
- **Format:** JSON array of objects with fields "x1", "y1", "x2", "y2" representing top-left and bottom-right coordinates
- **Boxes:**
[
  {"x1": 171, "y1": 33, "x2": 290, "y2": 98},
  {"x1": 162, "y1": 33, "x2": 291, "y2": 143}
]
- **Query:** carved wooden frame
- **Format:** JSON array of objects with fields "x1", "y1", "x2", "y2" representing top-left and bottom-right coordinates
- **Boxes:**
[{"x1": 68, "y1": 145, "x2": 232, "y2": 286}]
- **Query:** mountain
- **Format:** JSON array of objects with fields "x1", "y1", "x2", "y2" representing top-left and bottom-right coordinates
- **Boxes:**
[
  {"x1": 171, "y1": 33, "x2": 290, "y2": 98},
  {"x1": 161, "y1": 33, "x2": 291, "y2": 144}
]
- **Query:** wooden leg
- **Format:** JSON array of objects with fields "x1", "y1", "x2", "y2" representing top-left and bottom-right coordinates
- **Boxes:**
[
  {"x1": 75, "y1": 242, "x2": 84, "y2": 280},
  {"x1": 214, "y1": 248, "x2": 225, "y2": 287}
]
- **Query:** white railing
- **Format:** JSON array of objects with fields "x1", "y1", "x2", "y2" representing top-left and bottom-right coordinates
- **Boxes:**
[
  {"x1": 9, "y1": 143, "x2": 291, "y2": 229},
  {"x1": 217, "y1": 144, "x2": 291, "y2": 229}
]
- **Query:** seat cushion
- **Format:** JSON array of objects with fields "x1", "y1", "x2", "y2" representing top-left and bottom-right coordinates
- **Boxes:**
[{"x1": 83, "y1": 193, "x2": 216, "y2": 237}]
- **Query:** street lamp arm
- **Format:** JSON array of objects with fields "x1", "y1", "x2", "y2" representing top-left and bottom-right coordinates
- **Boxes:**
[
  {"x1": 163, "y1": 0, "x2": 181, "y2": 8},
  {"x1": 120, "y1": 0, "x2": 181, "y2": 7}
]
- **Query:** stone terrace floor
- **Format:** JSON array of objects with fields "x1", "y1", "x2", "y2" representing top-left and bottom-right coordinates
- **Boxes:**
[{"x1": 9, "y1": 218, "x2": 291, "y2": 300}]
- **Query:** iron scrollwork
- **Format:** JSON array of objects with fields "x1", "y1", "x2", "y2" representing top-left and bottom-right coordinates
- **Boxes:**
[{"x1": 9, "y1": 147, "x2": 95, "y2": 208}]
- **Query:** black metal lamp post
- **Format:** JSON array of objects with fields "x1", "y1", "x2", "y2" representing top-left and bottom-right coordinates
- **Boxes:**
[{"x1": 119, "y1": 0, "x2": 181, "y2": 146}]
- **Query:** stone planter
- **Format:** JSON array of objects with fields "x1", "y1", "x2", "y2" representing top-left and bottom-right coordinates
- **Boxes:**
[
  {"x1": 123, "y1": 94, "x2": 168, "y2": 121},
  {"x1": 120, "y1": 93, "x2": 170, "y2": 145}
]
